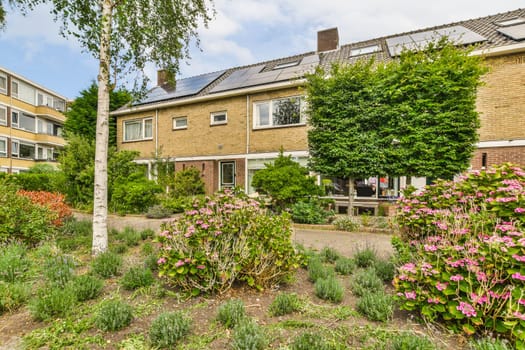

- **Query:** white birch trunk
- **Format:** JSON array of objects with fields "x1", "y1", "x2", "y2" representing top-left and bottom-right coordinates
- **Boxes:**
[
  {"x1": 347, "y1": 178, "x2": 355, "y2": 216},
  {"x1": 92, "y1": 0, "x2": 113, "y2": 255}
]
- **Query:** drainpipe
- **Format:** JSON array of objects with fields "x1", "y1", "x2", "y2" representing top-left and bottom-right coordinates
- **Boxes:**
[{"x1": 245, "y1": 95, "x2": 250, "y2": 154}]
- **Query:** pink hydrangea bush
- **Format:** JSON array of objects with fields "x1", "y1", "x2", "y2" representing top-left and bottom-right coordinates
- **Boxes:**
[
  {"x1": 393, "y1": 164, "x2": 525, "y2": 347},
  {"x1": 156, "y1": 189, "x2": 300, "y2": 295}
]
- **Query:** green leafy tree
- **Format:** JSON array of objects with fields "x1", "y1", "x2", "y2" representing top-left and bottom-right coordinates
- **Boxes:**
[
  {"x1": 251, "y1": 150, "x2": 321, "y2": 209},
  {"x1": 10, "y1": 0, "x2": 213, "y2": 255},
  {"x1": 64, "y1": 81, "x2": 131, "y2": 148},
  {"x1": 172, "y1": 167, "x2": 205, "y2": 197}
]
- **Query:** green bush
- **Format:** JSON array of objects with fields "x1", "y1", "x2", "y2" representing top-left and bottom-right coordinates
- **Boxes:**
[
  {"x1": 110, "y1": 243, "x2": 128, "y2": 254},
  {"x1": 319, "y1": 246, "x2": 341, "y2": 263},
  {"x1": 217, "y1": 299, "x2": 246, "y2": 329},
  {"x1": 95, "y1": 300, "x2": 133, "y2": 331},
  {"x1": 56, "y1": 218, "x2": 92, "y2": 252},
  {"x1": 159, "y1": 195, "x2": 201, "y2": 214},
  {"x1": 291, "y1": 200, "x2": 334, "y2": 224},
  {"x1": 356, "y1": 290, "x2": 394, "y2": 322},
  {"x1": 333, "y1": 216, "x2": 359, "y2": 232},
  {"x1": 0, "y1": 282, "x2": 31, "y2": 314},
  {"x1": 0, "y1": 243, "x2": 31, "y2": 283},
  {"x1": 120, "y1": 227, "x2": 142, "y2": 247},
  {"x1": 149, "y1": 311, "x2": 191, "y2": 348},
  {"x1": 334, "y1": 257, "x2": 355, "y2": 275},
  {"x1": 110, "y1": 177, "x2": 162, "y2": 214},
  {"x1": 350, "y1": 268, "x2": 383, "y2": 297},
  {"x1": 91, "y1": 251, "x2": 123, "y2": 278},
  {"x1": 43, "y1": 254, "x2": 76, "y2": 288},
  {"x1": 314, "y1": 276, "x2": 344, "y2": 303},
  {"x1": 11, "y1": 172, "x2": 62, "y2": 192},
  {"x1": 290, "y1": 333, "x2": 332, "y2": 350},
  {"x1": 353, "y1": 246, "x2": 377, "y2": 268},
  {"x1": 141, "y1": 242, "x2": 154, "y2": 255},
  {"x1": 71, "y1": 275, "x2": 104, "y2": 301},
  {"x1": 172, "y1": 167, "x2": 206, "y2": 197},
  {"x1": 308, "y1": 258, "x2": 335, "y2": 283},
  {"x1": 157, "y1": 190, "x2": 300, "y2": 294},
  {"x1": 469, "y1": 338, "x2": 513, "y2": 350},
  {"x1": 121, "y1": 267, "x2": 154, "y2": 290},
  {"x1": 29, "y1": 285, "x2": 77, "y2": 321},
  {"x1": 140, "y1": 229, "x2": 155, "y2": 240},
  {"x1": 145, "y1": 204, "x2": 172, "y2": 219},
  {"x1": 231, "y1": 320, "x2": 267, "y2": 350},
  {"x1": 144, "y1": 254, "x2": 159, "y2": 271},
  {"x1": 268, "y1": 292, "x2": 302, "y2": 316},
  {"x1": 388, "y1": 332, "x2": 436, "y2": 350},
  {"x1": 374, "y1": 259, "x2": 395, "y2": 282}
]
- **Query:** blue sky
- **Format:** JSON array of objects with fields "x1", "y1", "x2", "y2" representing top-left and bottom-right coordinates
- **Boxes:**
[{"x1": 0, "y1": 0, "x2": 523, "y2": 100}]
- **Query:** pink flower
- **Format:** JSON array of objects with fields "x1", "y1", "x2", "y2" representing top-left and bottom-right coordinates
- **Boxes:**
[
  {"x1": 201, "y1": 223, "x2": 210, "y2": 229},
  {"x1": 436, "y1": 282, "x2": 448, "y2": 291},
  {"x1": 175, "y1": 260, "x2": 185, "y2": 267},
  {"x1": 424, "y1": 244, "x2": 438, "y2": 252},
  {"x1": 515, "y1": 208, "x2": 525, "y2": 214},
  {"x1": 512, "y1": 272, "x2": 525, "y2": 281},
  {"x1": 196, "y1": 265, "x2": 206, "y2": 270},
  {"x1": 513, "y1": 255, "x2": 525, "y2": 262},
  {"x1": 157, "y1": 257, "x2": 166, "y2": 264},
  {"x1": 450, "y1": 275, "x2": 464, "y2": 282},
  {"x1": 470, "y1": 293, "x2": 488, "y2": 305},
  {"x1": 404, "y1": 291, "x2": 416, "y2": 300},
  {"x1": 457, "y1": 302, "x2": 477, "y2": 317},
  {"x1": 514, "y1": 311, "x2": 525, "y2": 321},
  {"x1": 519, "y1": 299, "x2": 525, "y2": 306},
  {"x1": 435, "y1": 222, "x2": 448, "y2": 230},
  {"x1": 427, "y1": 297, "x2": 440, "y2": 304},
  {"x1": 400, "y1": 263, "x2": 417, "y2": 274}
]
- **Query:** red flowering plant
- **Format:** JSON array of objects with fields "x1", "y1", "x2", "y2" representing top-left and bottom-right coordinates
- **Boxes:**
[
  {"x1": 156, "y1": 188, "x2": 300, "y2": 295},
  {"x1": 17, "y1": 190, "x2": 72, "y2": 227},
  {"x1": 393, "y1": 164, "x2": 525, "y2": 347}
]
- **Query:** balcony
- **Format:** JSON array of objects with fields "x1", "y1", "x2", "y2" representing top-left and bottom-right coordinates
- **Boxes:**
[{"x1": 35, "y1": 105, "x2": 66, "y2": 122}]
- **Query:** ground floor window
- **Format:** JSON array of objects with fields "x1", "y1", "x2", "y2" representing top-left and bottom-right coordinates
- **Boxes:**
[
  {"x1": 321, "y1": 176, "x2": 400, "y2": 199},
  {"x1": 220, "y1": 161, "x2": 235, "y2": 189}
]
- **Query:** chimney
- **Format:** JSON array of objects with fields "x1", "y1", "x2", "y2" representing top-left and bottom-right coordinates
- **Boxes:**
[
  {"x1": 317, "y1": 27, "x2": 339, "y2": 52},
  {"x1": 157, "y1": 69, "x2": 175, "y2": 89}
]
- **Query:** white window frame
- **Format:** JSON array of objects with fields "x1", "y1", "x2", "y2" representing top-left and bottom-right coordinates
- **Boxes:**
[
  {"x1": 0, "y1": 137, "x2": 7, "y2": 157},
  {"x1": 0, "y1": 105, "x2": 6, "y2": 125},
  {"x1": 253, "y1": 95, "x2": 306, "y2": 129},
  {"x1": 11, "y1": 110, "x2": 19, "y2": 128},
  {"x1": 172, "y1": 116, "x2": 188, "y2": 130},
  {"x1": 123, "y1": 117, "x2": 153, "y2": 142},
  {"x1": 11, "y1": 140, "x2": 19, "y2": 157},
  {"x1": 210, "y1": 111, "x2": 227, "y2": 126},
  {"x1": 11, "y1": 80, "x2": 19, "y2": 98},
  {"x1": 0, "y1": 74, "x2": 6, "y2": 94}
]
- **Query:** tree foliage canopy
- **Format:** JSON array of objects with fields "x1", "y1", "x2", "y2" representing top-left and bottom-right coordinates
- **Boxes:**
[{"x1": 306, "y1": 39, "x2": 488, "y2": 181}]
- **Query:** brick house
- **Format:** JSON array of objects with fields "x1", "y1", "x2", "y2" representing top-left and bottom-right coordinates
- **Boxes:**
[{"x1": 114, "y1": 9, "x2": 525, "y2": 207}]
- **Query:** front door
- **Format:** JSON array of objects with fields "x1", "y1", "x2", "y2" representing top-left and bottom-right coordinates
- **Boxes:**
[{"x1": 220, "y1": 161, "x2": 235, "y2": 189}]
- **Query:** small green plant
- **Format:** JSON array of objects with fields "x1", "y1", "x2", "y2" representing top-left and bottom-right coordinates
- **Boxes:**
[
  {"x1": 353, "y1": 246, "x2": 377, "y2": 268},
  {"x1": 469, "y1": 338, "x2": 513, "y2": 350},
  {"x1": 389, "y1": 332, "x2": 436, "y2": 350},
  {"x1": 121, "y1": 227, "x2": 142, "y2": 247},
  {"x1": 374, "y1": 259, "x2": 395, "y2": 282},
  {"x1": 56, "y1": 218, "x2": 92, "y2": 252},
  {"x1": 0, "y1": 282, "x2": 31, "y2": 314},
  {"x1": 145, "y1": 204, "x2": 172, "y2": 219},
  {"x1": 319, "y1": 246, "x2": 340, "y2": 263},
  {"x1": 268, "y1": 292, "x2": 303, "y2": 316},
  {"x1": 71, "y1": 275, "x2": 104, "y2": 301},
  {"x1": 29, "y1": 285, "x2": 77, "y2": 321},
  {"x1": 110, "y1": 242, "x2": 128, "y2": 254},
  {"x1": 149, "y1": 311, "x2": 191, "y2": 348},
  {"x1": 350, "y1": 268, "x2": 383, "y2": 297},
  {"x1": 91, "y1": 251, "x2": 122, "y2": 278},
  {"x1": 0, "y1": 243, "x2": 31, "y2": 283},
  {"x1": 43, "y1": 254, "x2": 76, "y2": 287},
  {"x1": 356, "y1": 290, "x2": 394, "y2": 322},
  {"x1": 290, "y1": 332, "x2": 331, "y2": 350},
  {"x1": 333, "y1": 216, "x2": 359, "y2": 232},
  {"x1": 140, "y1": 229, "x2": 155, "y2": 240},
  {"x1": 315, "y1": 276, "x2": 344, "y2": 303},
  {"x1": 308, "y1": 258, "x2": 335, "y2": 283},
  {"x1": 216, "y1": 299, "x2": 246, "y2": 329},
  {"x1": 144, "y1": 253, "x2": 159, "y2": 271},
  {"x1": 360, "y1": 213, "x2": 372, "y2": 227},
  {"x1": 231, "y1": 320, "x2": 267, "y2": 350},
  {"x1": 291, "y1": 200, "x2": 334, "y2": 224},
  {"x1": 334, "y1": 257, "x2": 355, "y2": 275},
  {"x1": 121, "y1": 266, "x2": 154, "y2": 290},
  {"x1": 141, "y1": 242, "x2": 154, "y2": 255},
  {"x1": 95, "y1": 299, "x2": 133, "y2": 331}
]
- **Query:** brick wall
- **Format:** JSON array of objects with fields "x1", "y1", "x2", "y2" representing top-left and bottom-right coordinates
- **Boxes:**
[{"x1": 471, "y1": 146, "x2": 525, "y2": 170}]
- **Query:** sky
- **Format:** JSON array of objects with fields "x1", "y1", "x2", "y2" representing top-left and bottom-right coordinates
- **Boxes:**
[{"x1": 0, "y1": 0, "x2": 523, "y2": 100}]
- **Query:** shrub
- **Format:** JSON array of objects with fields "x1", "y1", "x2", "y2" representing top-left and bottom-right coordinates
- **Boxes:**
[
  {"x1": 374, "y1": 259, "x2": 396, "y2": 282},
  {"x1": 140, "y1": 229, "x2": 155, "y2": 240},
  {"x1": 0, "y1": 282, "x2": 31, "y2": 314},
  {"x1": 43, "y1": 254, "x2": 76, "y2": 288},
  {"x1": 157, "y1": 190, "x2": 300, "y2": 294},
  {"x1": 17, "y1": 190, "x2": 72, "y2": 226},
  {"x1": 216, "y1": 299, "x2": 246, "y2": 329},
  {"x1": 388, "y1": 332, "x2": 436, "y2": 350},
  {"x1": 308, "y1": 257, "x2": 335, "y2": 283},
  {"x1": 349, "y1": 268, "x2": 383, "y2": 297},
  {"x1": 110, "y1": 177, "x2": 162, "y2": 214},
  {"x1": 121, "y1": 267, "x2": 154, "y2": 290},
  {"x1": 231, "y1": 320, "x2": 267, "y2": 350},
  {"x1": 91, "y1": 251, "x2": 122, "y2": 278},
  {"x1": 12, "y1": 172, "x2": 63, "y2": 192},
  {"x1": 470, "y1": 338, "x2": 513, "y2": 350},
  {"x1": 29, "y1": 285, "x2": 77, "y2": 321},
  {"x1": 314, "y1": 276, "x2": 344, "y2": 303},
  {"x1": 290, "y1": 333, "x2": 331, "y2": 350},
  {"x1": 95, "y1": 300, "x2": 133, "y2": 331},
  {"x1": 172, "y1": 167, "x2": 206, "y2": 197},
  {"x1": 393, "y1": 164, "x2": 525, "y2": 346},
  {"x1": 110, "y1": 243, "x2": 128, "y2": 254},
  {"x1": 0, "y1": 243, "x2": 31, "y2": 283},
  {"x1": 145, "y1": 204, "x2": 172, "y2": 219},
  {"x1": 149, "y1": 311, "x2": 191, "y2": 348},
  {"x1": 159, "y1": 195, "x2": 201, "y2": 214},
  {"x1": 291, "y1": 200, "x2": 334, "y2": 224},
  {"x1": 142, "y1": 242, "x2": 154, "y2": 255},
  {"x1": 56, "y1": 218, "x2": 92, "y2": 252},
  {"x1": 268, "y1": 292, "x2": 302, "y2": 316},
  {"x1": 319, "y1": 246, "x2": 341, "y2": 263},
  {"x1": 335, "y1": 257, "x2": 355, "y2": 275},
  {"x1": 144, "y1": 254, "x2": 159, "y2": 271},
  {"x1": 353, "y1": 246, "x2": 377, "y2": 268},
  {"x1": 356, "y1": 290, "x2": 394, "y2": 322},
  {"x1": 119, "y1": 227, "x2": 142, "y2": 247},
  {"x1": 71, "y1": 275, "x2": 104, "y2": 301},
  {"x1": 333, "y1": 216, "x2": 359, "y2": 232}
]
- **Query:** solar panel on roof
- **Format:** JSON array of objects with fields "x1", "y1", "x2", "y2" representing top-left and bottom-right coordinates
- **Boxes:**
[
  {"x1": 137, "y1": 70, "x2": 225, "y2": 105},
  {"x1": 495, "y1": 17, "x2": 525, "y2": 27},
  {"x1": 497, "y1": 23, "x2": 525, "y2": 40},
  {"x1": 385, "y1": 25, "x2": 486, "y2": 56}
]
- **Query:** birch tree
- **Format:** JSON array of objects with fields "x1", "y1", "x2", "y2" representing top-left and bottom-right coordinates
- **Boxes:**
[{"x1": 11, "y1": 0, "x2": 213, "y2": 255}]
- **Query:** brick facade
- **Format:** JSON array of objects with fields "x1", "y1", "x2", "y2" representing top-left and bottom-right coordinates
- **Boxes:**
[{"x1": 472, "y1": 146, "x2": 525, "y2": 170}]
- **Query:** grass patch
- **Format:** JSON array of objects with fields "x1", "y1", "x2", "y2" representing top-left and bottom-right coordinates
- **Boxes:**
[{"x1": 0, "y1": 243, "x2": 31, "y2": 283}]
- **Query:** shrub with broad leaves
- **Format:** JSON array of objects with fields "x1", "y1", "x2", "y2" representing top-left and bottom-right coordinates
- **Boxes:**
[
  {"x1": 17, "y1": 190, "x2": 72, "y2": 226},
  {"x1": 393, "y1": 164, "x2": 525, "y2": 347},
  {"x1": 156, "y1": 189, "x2": 300, "y2": 294}
]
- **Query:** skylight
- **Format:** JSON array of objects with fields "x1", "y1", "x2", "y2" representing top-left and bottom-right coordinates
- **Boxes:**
[
  {"x1": 273, "y1": 60, "x2": 300, "y2": 70},
  {"x1": 350, "y1": 44, "x2": 381, "y2": 57},
  {"x1": 495, "y1": 17, "x2": 525, "y2": 27}
]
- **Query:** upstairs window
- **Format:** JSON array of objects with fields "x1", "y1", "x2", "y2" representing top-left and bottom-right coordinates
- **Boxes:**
[
  {"x1": 254, "y1": 96, "x2": 306, "y2": 128},
  {"x1": 11, "y1": 80, "x2": 18, "y2": 98},
  {"x1": 11, "y1": 110, "x2": 19, "y2": 128},
  {"x1": 0, "y1": 74, "x2": 6, "y2": 94},
  {"x1": 172, "y1": 116, "x2": 188, "y2": 130},
  {"x1": 123, "y1": 118, "x2": 153, "y2": 141},
  {"x1": 0, "y1": 138, "x2": 6, "y2": 157},
  {"x1": 0, "y1": 105, "x2": 6, "y2": 125},
  {"x1": 210, "y1": 111, "x2": 227, "y2": 125}
]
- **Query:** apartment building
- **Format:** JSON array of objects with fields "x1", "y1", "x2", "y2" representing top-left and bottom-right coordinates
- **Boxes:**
[
  {"x1": 0, "y1": 67, "x2": 68, "y2": 173},
  {"x1": 114, "y1": 9, "x2": 525, "y2": 206}
]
